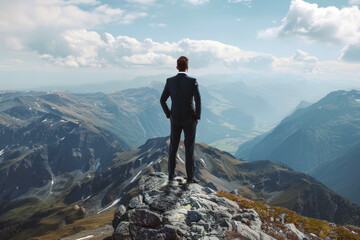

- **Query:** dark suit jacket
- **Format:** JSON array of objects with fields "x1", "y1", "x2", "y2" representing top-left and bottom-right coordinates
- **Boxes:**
[{"x1": 160, "y1": 73, "x2": 201, "y2": 126}]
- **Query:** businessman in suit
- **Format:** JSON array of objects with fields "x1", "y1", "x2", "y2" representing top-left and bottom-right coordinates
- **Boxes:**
[{"x1": 160, "y1": 56, "x2": 201, "y2": 184}]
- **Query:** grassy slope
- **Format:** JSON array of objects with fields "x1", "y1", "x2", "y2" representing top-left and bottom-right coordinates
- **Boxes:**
[
  {"x1": 0, "y1": 196, "x2": 101, "y2": 240},
  {"x1": 218, "y1": 192, "x2": 360, "y2": 240},
  {"x1": 27, "y1": 210, "x2": 114, "y2": 240}
]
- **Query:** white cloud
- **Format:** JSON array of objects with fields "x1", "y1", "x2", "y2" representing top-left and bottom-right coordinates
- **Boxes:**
[
  {"x1": 126, "y1": 0, "x2": 156, "y2": 4},
  {"x1": 122, "y1": 52, "x2": 176, "y2": 66},
  {"x1": 228, "y1": 0, "x2": 251, "y2": 6},
  {"x1": 120, "y1": 12, "x2": 148, "y2": 24},
  {"x1": 184, "y1": 0, "x2": 209, "y2": 5},
  {"x1": 258, "y1": 0, "x2": 360, "y2": 45},
  {"x1": 340, "y1": 43, "x2": 360, "y2": 62},
  {"x1": 2, "y1": 24, "x2": 359, "y2": 80},
  {"x1": 349, "y1": 0, "x2": 360, "y2": 6},
  {"x1": 292, "y1": 49, "x2": 318, "y2": 63},
  {"x1": 65, "y1": 0, "x2": 101, "y2": 5},
  {"x1": 4, "y1": 36, "x2": 24, "y2": 51},
  {"x1": 22, "y1": 28, "x2": 273, "y2": 69},
  {"x1": 0, "y1": 0, "x2": 146, "y2": 32},
  {"x1": 258, "y1": 0, "x2": 360, "y2": 62},
  {"x1": 4, "y1": 25, "x2": 323, "y2": 74},
  {"x1": 149, "y1": 23, "x2": 167, "y2": 27},
  {"x1": 273, "y1": 49, "x2": 318, "y2": 74},
  {"x1": 0, "y1": 59, "x2": 24, "y2": 68}
]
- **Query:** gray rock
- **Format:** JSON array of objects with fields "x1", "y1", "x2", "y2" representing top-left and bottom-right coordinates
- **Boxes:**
[
  {"x1": 116, "y1": 205, "x2": 127, "y2": 215},
  {"x1": 186, "y1": 183, "x2": 204, "y2": 194},
  {"x1": 242, "y1": 209, "x2": 262, "y2": 231},
  {"x1": 130, "y1": 209, "x2": 163, "y2": 228},
  {"x1": 113, "y1": 205, "x2": 127, "y2": 229},
  {"x1": 113, "y1": 221, "x2": 131, "y2": 240},
  {"x1": 190, "y1": 196, "x2": 221, "y2": 212},
  {"x1": 279, "y1": 212, "x2": 286, "y2": 224},
  {"x1": 208, "y1": 224, "x2": 224, "y2": 236},
  {"x1": 128, "y1": 194, "x2": 145, "y2": 209},
  {"x1": 197, "y1": 219, "x2": 211, "y2": 231},
  {"x1": 149, "y1": 172, "x2": 168, "y2": 178},
  {"x1": 199, "y1": 237, "x2": 220, "y2": 240},
  {"x1": 148, "y1": 193, "x2": 180, "y2": 212},
  {"x1": 129, "y1": 224, "x2": 177, "y2": 240},
  {"x1": 233, "y1": 220, "x2": 275, "y2": 240},
  {"x1": 191, "y1": 199, "x2": 202, "y2": 209},
  {"x1": 232, "y1": 214, "x2": 243, "y2": 221},
  {"x1": 164, "y1": 208, "x2": 189, "y2": 231},
  {"x1": 139, "y1": 173, "x2": 168, "y2": 193},
  {"x1": 211, "y1": 210, "x2": 232, "y2": 221},
  {"x1": 285, "y1": 223, "x2": 308, "y2": 239},
  {"x1": 171, "y1": 225, "x2": 189, "y2": 237},
  {"x1": 191, "y1": 224, "x2": 205, "y2": 234},
  {"x1": 219, "y1": 219, "x2": 233, "y2": 230},
  {"x1": 209, "y1": 196, "x2": 239, "y2": 214},
  {"x1": 187, "y1": 210, "x2": 205, "y2": 223},
  {"x1": 204, "y1": 187, "x2": 216, "y2": 194},
  {"x1": 191, "y1": 233, "x2": 204, "y2": 240}
]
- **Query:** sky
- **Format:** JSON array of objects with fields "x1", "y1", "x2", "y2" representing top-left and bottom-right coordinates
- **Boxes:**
[{"x1": 1, "y1": 0, "x2": 360, "y2": 90}]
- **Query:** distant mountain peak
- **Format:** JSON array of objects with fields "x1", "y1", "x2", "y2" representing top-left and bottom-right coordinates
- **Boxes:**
[{"x1": 236, "y1": 88, "x2": 360, "y2": 206}]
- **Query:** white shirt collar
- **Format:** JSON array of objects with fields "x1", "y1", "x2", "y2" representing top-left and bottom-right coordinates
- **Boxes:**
[{"x1": 178, "y1": 71, "x2": 187, "y2": 75}]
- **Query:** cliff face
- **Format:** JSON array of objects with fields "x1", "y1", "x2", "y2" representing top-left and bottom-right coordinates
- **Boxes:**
[{"x1": 112, "y1": 172, "x2": 360, "y2": 240}]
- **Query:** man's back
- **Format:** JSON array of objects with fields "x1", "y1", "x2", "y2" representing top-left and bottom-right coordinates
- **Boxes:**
[{"x1": 160, "y1": 73, "x2": 201, "y2": 126}]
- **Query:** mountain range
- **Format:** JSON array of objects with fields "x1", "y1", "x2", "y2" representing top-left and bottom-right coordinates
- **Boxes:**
[
  {"x1": 2, "y1": 134, "x2": 360, "y2": 239},
  {"x1": 236, "y1": 89, "x2": 360, "y2": 205},
  {"x1": 2, "y1": 89, "x2": 360, "y2": 239},
  {"x1": 0, "y1": 89, "x2": 263, "y2": 153},
  {"x1": 30, "y1": 75, "x2": 340, "y2": 153}
]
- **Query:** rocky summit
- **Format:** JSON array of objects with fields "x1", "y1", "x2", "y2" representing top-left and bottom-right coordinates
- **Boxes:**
[{"x1": 112, "y1": 172, "x2": 310, "y2": 240}]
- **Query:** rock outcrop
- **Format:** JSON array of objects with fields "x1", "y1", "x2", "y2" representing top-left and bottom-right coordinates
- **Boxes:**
[{"x1": 112, "y1": 172, "x2": 308, "y2": 240}]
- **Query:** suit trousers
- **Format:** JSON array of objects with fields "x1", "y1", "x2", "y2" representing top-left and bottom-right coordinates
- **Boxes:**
[{"x1": 168, "y1": 121, "x2": 197, "y2": 180}]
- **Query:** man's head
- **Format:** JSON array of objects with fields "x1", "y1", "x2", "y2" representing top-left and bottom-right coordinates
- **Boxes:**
[{"x1": 177, "y1": 56, "x2": 188, "y2": 72}]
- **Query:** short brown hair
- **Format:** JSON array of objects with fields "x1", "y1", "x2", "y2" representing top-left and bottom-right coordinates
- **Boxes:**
[{"x1": 177, "y1": 56, "x2": 188, "y2": 71}]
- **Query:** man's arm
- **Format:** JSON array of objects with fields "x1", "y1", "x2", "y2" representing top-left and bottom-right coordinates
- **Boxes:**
[
  {"x1": 193, "y1": 79, "x2": 201, "y2": 121},
  {"x1": 160, "y1": 79, "x2": 171, "y2": 118}
]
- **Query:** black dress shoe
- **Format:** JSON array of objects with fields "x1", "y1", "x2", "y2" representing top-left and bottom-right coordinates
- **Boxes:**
[
  {"x1": 186, "y1": 178, "x2": 200, "y2": 184},
  {"x1": 168, "y1": 175, "x2": 175, "y2": 181}
]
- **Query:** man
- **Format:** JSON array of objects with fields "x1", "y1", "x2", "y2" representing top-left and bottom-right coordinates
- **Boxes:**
[{"x1": 160, "y1": 56, "x2": 201, "y2": 184}]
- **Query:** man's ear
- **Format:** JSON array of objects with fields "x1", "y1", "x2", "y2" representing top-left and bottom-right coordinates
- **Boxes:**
[{"x1": 176, "y1": 66, "x2": 179, "y2": 71}]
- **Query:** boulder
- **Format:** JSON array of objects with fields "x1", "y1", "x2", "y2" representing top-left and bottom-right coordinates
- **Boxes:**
[
  {"x1": 130, "y1": 209, "x2": 163, "y2": 228},
  {"x1": 113, "y1": 221, "x2": 131, "y2": 240},
  {"x1": 129, "y1": 224, "x2": 177, "y2": 240}
]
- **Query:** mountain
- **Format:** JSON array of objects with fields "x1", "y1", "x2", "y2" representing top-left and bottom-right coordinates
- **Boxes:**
[
  {"x1": 236, "y1": 90, "x2": 360, "y2": 173},
  {"x1": 0, "y1": 89, "x2": 261, "y2": 154},
  {"x1": 2, "y1": 136, "x2": 360, "y2": 239},
  {"x1": 0, "y1": 92, "x2": 128, "y2": 201},
  {"x1": 292, "y1": 100, "x2": 312, "y2": 112},
  {"x1": 0, "y1": 89, "x2": 170, "y2": 149},
  {"x1": 311, "y1": 141, "x2": 360, "y2": 205}
]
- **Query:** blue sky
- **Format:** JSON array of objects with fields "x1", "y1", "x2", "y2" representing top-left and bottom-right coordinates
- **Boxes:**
[{"x1": 1, "y1": 0, "x2": 360, "y2": 89}]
